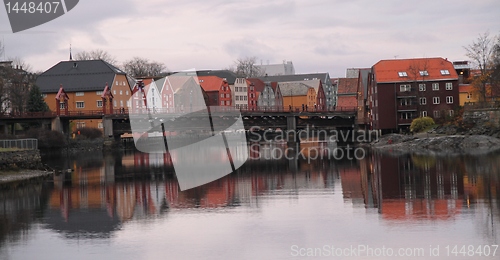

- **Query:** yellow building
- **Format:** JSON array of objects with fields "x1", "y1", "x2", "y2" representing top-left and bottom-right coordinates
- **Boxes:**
[
  {"x1": 279, "y1": 82, "x2": 316, "y2": 111},
  {"x1": 37, "y1": 60, "x2": 132, "y2": 132}
]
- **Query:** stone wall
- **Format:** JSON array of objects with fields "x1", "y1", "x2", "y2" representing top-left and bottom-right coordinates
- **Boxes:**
[
  {"x1": 463, "y1": 109, "x2": 500, "y2": 128},
  {"x1": 0, "y1": 150, "x2": 42, "y2": 170}
]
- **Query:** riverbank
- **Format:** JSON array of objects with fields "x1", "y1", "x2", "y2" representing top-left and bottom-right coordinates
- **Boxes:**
[
  {"x1": 0, "y1": 169, "x2": 52, "y2": 187},
  {"x1": 372, "y1": 133, "x2": 500, "y2": 155}
]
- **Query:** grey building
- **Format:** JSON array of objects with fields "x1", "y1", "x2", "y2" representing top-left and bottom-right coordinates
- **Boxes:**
[{"x1": 258, "y1": 73, "x2": 337, "y2": 109}]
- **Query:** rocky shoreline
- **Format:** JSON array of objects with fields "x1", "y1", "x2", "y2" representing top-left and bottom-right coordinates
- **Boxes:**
[
  {"x1": 0, "y1": 169, "x2": 52, "y2": 187},
  {"x1": 372, "y1": 134, "x2": 500, "y2": 155}
]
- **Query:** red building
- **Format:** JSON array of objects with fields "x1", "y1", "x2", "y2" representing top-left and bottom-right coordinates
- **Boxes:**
[
  {"x1": 247, "y1": 78, "x2": 266, "y2": 110},
  {"x1": 198, "y1": 76, "x2": 232, "y2": 107},
  {"x1": 369, "y1": 57, "x2": 459, "y2": 132}
]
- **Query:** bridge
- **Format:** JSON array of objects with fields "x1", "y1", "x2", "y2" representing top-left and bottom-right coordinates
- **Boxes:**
[{"x1": 0, "y1": 106, "x2": 357, "y2": 139}]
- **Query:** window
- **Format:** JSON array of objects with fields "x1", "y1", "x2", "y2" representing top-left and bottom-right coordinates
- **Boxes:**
[
  {"x1": 375, "y1": 100, "x2": 378, "y2": 107},
  {"x1": 420, "y1": 97, "x2": 427, "y2": 105},
  {"x1": 419, "y1": 71, "x2": 429, "y2": 76},
  {"x1": 76, "y1": 92, "x2": 84, "y2": 96},
  {"x1": 114, "y1": 100, "x2": 117, "y2": 107},
  {"x1": 467, "y1": 93, "x2": 472, "y2": 99},
  {"x1": 449, "y1": 110, "x2": 454, "y2": 117},
  {"x1": 398, "y1": 71, "x2": 408, "y2": 77},
  {"x1": 432, "y1": 83, "x2": 439, "y2": 91},
  {"x1": 433, "y1": 97, "x2": 440, "y2": 104},
  {"x1": 445, "y1": 82, "x2": 453, "y2": 90},
  {"x1": 421, "y1": 111, "x2": 427, "y2": 117},
  {"x1": 97, "y1": 100, "x2": 103, "y2": 107},
  {"x1": 120, "y1": 100, "x2": 124, "y2": 107},
  {"x1": 440, "y1": 70, "x2": 450, "y2": 75},
  {"x1": 400, "y1": 112, "x2": 413, "y2": 119},
  {"x1": 116, "y1": 81, "x2": 118, "y2": 85},
  {"x1": 120, "y1": 90, "x2": 123, "y2": 95},
  {"x1": 126, "y1": 90, "x2": 129, "y2": 95},
  {"x1": 199, "y1": 79, "x2": 204, "y2": 83},
  {"x1": 419, "y1": 84, "x2": 426, "y2": 91},
  {"x1": 76, "y1": 101, "x2": 85, "y2": 108},
  {"x1": 400, "y1": 84, "x2": 411, "y2": 92},
  {"x1": 113, "y1": 90, "x2": 116, "y2": 95},
  {"x1": 446, "y1": 96, "x2": 453, "y2": 104},
  {"x1": 433, "y1": 110, "x2": 441, "y2": 118},
  {"x1": 96, "y1": 91, "x2": 103, "y2": 95},
  {"x1": 76, "y1": 122, "x2": 86, "y2": 129},
  {"x1": 59, "y1": 102, "x2": 65, "y2": 109},
  {"x1": 42, "y1": 94, "x2": 47, "y2": 98},
  {"x1": 221, "y1": 101, "x2": 224, "y2": 105},
  {"x1": 98, "y1": 122, "x2": 103, "y2": 129}
]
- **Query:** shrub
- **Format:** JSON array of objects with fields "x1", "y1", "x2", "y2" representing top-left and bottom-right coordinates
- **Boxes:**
[
  {"x1": 76, "y1": 127, "x2": 102, "y2": 140},
  {"x1": 26, "y1": 128, "x2": 67, "y2": 149},
  {"x1": 410, "y1": 117, "x2": 435, "y2": 133}
]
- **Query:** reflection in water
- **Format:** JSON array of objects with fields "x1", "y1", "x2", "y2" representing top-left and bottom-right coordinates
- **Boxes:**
[{"x1": 1, "y1": 143, "x2": 499, "y2": 258}]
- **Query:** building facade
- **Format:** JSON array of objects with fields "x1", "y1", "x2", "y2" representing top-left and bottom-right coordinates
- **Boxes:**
[
  {"x1": 37, "y1": 60, "x2": 132, "y2": 131},
  {"x1": 369, "y1": 57, "x2": 460, "y2": 132}
]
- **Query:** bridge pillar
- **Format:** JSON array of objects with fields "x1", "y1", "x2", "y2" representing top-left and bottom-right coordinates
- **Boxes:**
[
  {"x1": 103, "y1": 117, "x2": 113, "y2": 137},
  {"x1": 51, "y1": 117, "x2": 62, "y2": 133},
  {"x1": 286, "y1": 116, "x2": 301, "y2": 143},
  {"x1": 286, "y1": 116, "x2": 296, "y2": 131}
]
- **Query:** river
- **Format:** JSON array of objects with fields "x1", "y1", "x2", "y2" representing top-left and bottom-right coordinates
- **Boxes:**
[{"x1": 0, "y1": 142, "x2": 499, "y2": 259}]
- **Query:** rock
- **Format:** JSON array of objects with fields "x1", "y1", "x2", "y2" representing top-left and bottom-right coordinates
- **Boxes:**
[{"x1": 372, "y1": 134, "x2": 500, "y2": 155}]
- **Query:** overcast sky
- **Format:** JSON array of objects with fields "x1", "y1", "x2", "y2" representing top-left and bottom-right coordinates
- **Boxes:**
[{"x1": 1, "y1": 0, "x2": 499, "y2": 77}]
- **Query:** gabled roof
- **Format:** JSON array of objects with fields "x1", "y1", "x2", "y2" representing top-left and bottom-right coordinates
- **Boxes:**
[
  {"x1": 337, "y1": 78, "x2": 358, "y2": 95},
  {"x1": 165, "y1": 75, "x2": 193, "y2": 94},
  {"x1": 154, "y1": 77, "x2": 167, "y2": 93},
  {"x1": 258, "y1": 73, "x2": 332, "y2": 86},
  {"x1": 36, "y1": 60, "x2": 126, "y2": 93},
  {"x1": 278, "y1": 82, "x2": 310, "y2": 97},
  {"x1": 372, "y1": 57, "x2": 458, "y2": 83},
  {"x1": 246, "y1": 78, "x2": 266, "y2": 93},
  {"x1": 295, "y1": 79, "x2": 322, "y2": 94},
  {"x1": 198, "y1": 75, "x2": 227, "y2": 92}
]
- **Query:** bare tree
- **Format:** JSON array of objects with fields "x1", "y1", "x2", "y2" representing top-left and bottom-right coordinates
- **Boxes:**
[
  {"x1": 74, "y1": 49, "x2": 118, "y2": 65},
  {"x1": 464, "y1": 32, "x2": 497, "y2": 103},
  {"x1": 122, "y1": 57, "x2": 167, "y2": 78},
  {"x1": 8, "y1": 56, "x2": 33, "y2": 72},
  {"x1": 229, "y1": 56, "x2": 264, "y2": 78}
]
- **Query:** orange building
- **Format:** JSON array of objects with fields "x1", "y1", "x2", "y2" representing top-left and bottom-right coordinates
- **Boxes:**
[
  {"x1": 279, "y1": 82, "x2": 316, "y2": 111},
  {"x1": 37, "y1": 60, "x2": 132, "y2": 131}
]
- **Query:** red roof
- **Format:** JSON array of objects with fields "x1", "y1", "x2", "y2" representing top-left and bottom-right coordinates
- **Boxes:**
[
  {"x1": 373, "y1": 57, "x2": 458, "y2": 83},
  {"x1": 247, "y1": 78, "x2": 266, "y2": 93},
  {"x1": 197, "y1": 75, "x2": 226, "y2": 92},
  {"x1": 337, "y1": 78, "x2": 358, "y2": 94},
  {"x1": 337, "y1": 96, "x2": 357, "y2": 107}
]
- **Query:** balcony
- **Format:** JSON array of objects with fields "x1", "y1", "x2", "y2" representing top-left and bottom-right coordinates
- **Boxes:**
[
  {"x1": 397, "y1": 118, "x2": 413, "y2": 125},
  {"x1": 397, "y1": 104, "x2": 417, "y2": 111}
]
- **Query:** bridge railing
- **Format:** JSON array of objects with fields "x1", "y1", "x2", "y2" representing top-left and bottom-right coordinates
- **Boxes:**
[
  {"x1": 126, "y1": 106, "x2": 358, "y2": 115},
  {"x1": 0, "y1": 138, "x2": 38, "y2": 150},
  {"x1": 0, "y1": 111, "x2": 57, "y2": 118}
]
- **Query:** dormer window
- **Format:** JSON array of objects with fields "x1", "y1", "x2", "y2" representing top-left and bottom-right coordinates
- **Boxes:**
[
  {"x1": 440, "y1": 70, "x2": 450, "y2": 75},
  {"x1": 419, "y1": 70, "x2": 429, "y2": 76},
  {"x1": 398, "y1": 71, "x2": 408, "y2": 77}
]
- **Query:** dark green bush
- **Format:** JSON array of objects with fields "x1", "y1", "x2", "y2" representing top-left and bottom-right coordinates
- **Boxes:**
[
  {"x1": 26, "y1": 128, "x2": 67, "y2": 149},
  {"x1": 410, "y1": 117, "x2": 435, "y2": 133},
  {"x1": 76, "y1": 127, "x2": 102, "y2": 139}
]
